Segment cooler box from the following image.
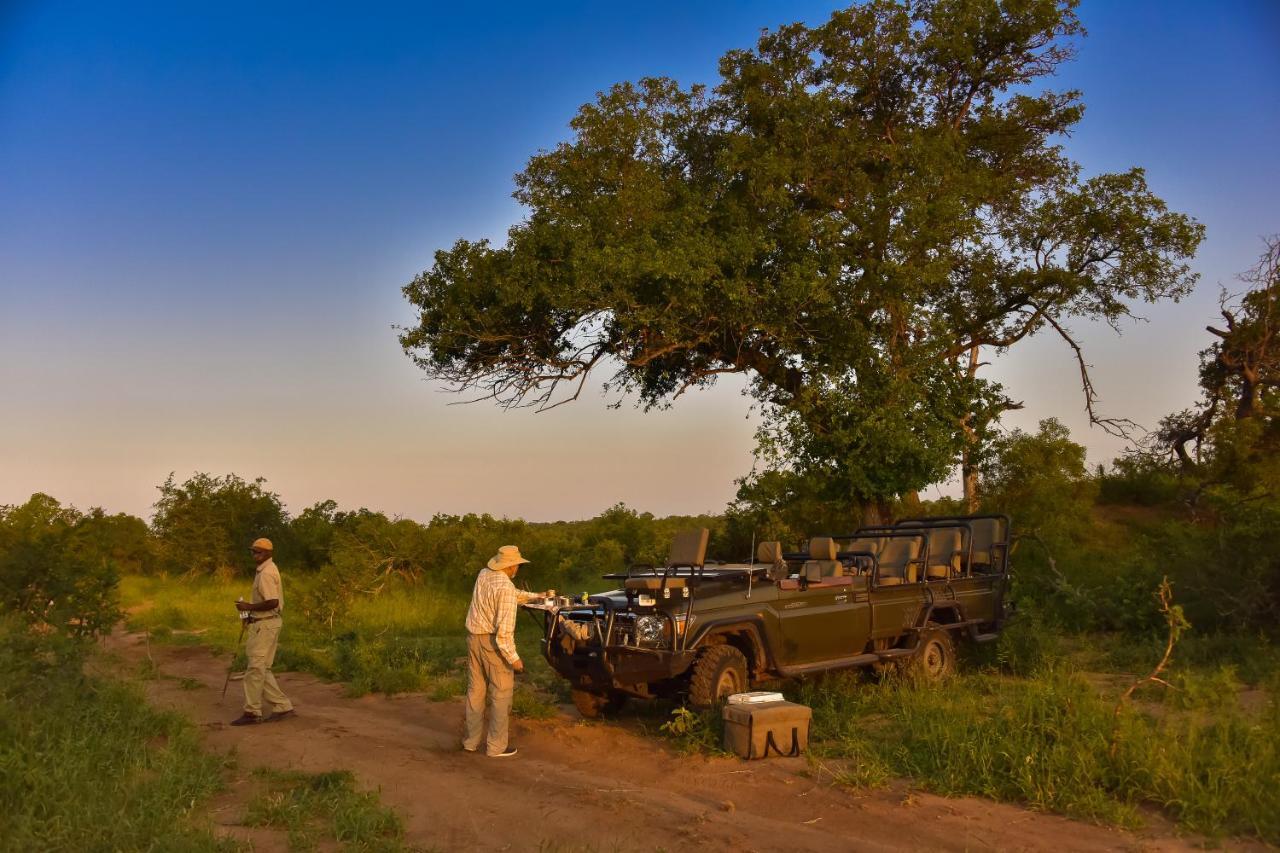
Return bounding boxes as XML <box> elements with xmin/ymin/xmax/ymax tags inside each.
<box><xmin>722</xmin><ymin>699</ymin><xmax>811</xmax><ymax>759</ymax></box>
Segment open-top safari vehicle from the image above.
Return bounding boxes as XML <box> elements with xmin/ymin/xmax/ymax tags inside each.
<box><xmin>524</xmin><ymin>515</ymin><xmax>1012</xmax><ymax>717</ymax></box>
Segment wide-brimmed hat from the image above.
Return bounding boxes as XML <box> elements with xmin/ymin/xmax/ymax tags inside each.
<box><xmin>487</xmin><ymin>545</ymin><xmax>530</xmax><ymax>571</ymax></box>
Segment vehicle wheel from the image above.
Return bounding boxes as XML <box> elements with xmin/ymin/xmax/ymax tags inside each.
<box><xmin>688</xmin><ymin>645</ymin><xmax>749</xmax><ymax>708</ymax></box>
<box><xmin>906</xmin><ymin>626</ymin><xmax>956</xmax><ymax>682</ymax></box>
<box><xmin>572</xmin><ymin>688</ymin><xmax>627</xmax><ymax>719</ymax></box>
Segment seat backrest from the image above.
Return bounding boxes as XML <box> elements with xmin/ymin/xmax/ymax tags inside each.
<box><xmin>668</xmin><ymin>528</ymin><xmax>709</xmax><ymax>567</ymax></box>
<box><xmin>803</xmin><ymin>536</ymin><xmax>842</xmax><ymax>581</ymax></box>
<box><xmin>878</xmin><ymin>536</ymin><xmax>921</xmax><ymax>584</ymax></box>
<box><xmin>757</xmin><ymin>540</ymin><xmax>789</xmax><ymax>581</ymax></box>
<box><xmin>967</xmin><ymin>519</ymin><xmax>997</xmax><ymax>568</ymax></box>
<box><xmin>756</xmin><ymin>540</ymin><xmax>783</xmax><ymax>564</ymax></box>
<box><xmin>837</xmin><ymin>536</ymin><xmax>882</xmax><ymax>575</ymax></box>
<box><xmin>925</xmin><ymin>527</ymin><xmax>963</xmax><ymax>579</ymax></box>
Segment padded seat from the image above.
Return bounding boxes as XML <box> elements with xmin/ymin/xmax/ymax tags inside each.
<box><xmin>756</xmin><ymin>540</ymin><xmax>790</xmax><ymax>581</ymax></box>
<box><xmin>802</xmin><ymin>537</ymin><xmax>842</xmax><ymax>582</ymax></box>
<box><xmin>668</xmin><ymin>528</ymin><xmax>709</xmax><ymax>567</ymax></box>
<box><xmin>877</xmin><ymin>536</ymin><xmax>921</xmax><ymax>585</ymax></box>
<box><xmin>968</xmin><ymin>518</ymin><xmax>1008</xmax><ymax>571</ymax></box>
<box><xmin>925</xmin><ymin>527</ymin><xmax>963</xmax><ymax>580</ymax></box>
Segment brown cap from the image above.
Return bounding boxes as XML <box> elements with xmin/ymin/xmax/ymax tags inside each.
<box><xmin>251</xmin><ymin>538</ymin><xmax>273</xmax><ymax>552</ymax></box>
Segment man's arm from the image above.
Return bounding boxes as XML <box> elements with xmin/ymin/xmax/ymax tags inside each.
<box><xmin>237</xmin><ymin>599</ymin><xmax>278</xmax><ymax>612</ymax></box>
<box><xmin>495</xmin><ymin>584</ymin><xmax>522</xmax><ymax>670</ymax></box>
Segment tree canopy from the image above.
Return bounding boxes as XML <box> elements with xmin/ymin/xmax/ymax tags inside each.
<box><xmin>401</xmin><ymin>0</ymin><xmax>1202</xmax><ymax>512</ymax></box>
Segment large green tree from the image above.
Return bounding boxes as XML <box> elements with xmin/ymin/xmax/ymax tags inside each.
<box><xmin>400</xmin><ymin>0</ymin><xmax>1202</xmax><ymax>519</ymax></box>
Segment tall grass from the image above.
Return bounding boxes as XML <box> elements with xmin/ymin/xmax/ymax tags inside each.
<box><xmin>795</xmin><ymin>665</ymin><xmax>1280</xmax><ymax>841</ymax></box>
<box><xmin>0</xmin><ymin>621</ymin><xmax>233</xmax><ymax>852</ymax></box>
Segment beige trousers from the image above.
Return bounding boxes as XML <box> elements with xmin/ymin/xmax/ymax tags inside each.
<box><xmin>462</xmin><ymin>633</ymin><xmax>514</xmax><ymax>755</ymax></box>
<box><xmin>243</xmin><ymin>618</ymin><xmax>293</xmax><ymax>716</ymax></box>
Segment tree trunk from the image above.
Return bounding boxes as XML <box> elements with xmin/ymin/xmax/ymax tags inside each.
<box><xmin>961</xmin><ymin>457</ymin><xmax>979</xmax><ymax>514</ymax></box>
<box><xmin>960</xmin><ymin>345</ymin><xmax>981</xmax><ymax>514</ymax></box>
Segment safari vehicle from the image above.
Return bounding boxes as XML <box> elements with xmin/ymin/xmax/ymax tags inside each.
<box><xmin>529</xmin><ymin>516</ymin><xmax>1012</xmax><ymax>717</ymax></box>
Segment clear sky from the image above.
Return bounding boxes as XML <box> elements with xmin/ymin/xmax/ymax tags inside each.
<box><xmin>1</xmin><ymin>1</ymin><xmax>1277</xmax><ymax>522</ymax></box>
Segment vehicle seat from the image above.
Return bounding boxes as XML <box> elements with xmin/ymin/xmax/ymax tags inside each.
<box><xmin>840</xmin><ymin>536</ymin><xmax>882</xmax><ymax>576</ymax></box>
<box><xmin>968</xmin><ymin>519</ymin><xmax>1005</xmax><ymax>573</ymax></box>
<box><xmin>877</xmin><ymin>536</ymin><xmax>921</xmax><ymax>585</ymax></box>
<box><xmin>803</xmin><ymin>537</ymin><xmax>842</xmax><ymax>582</ymax></box>
<box><xmin>925</xmin><ymin>527</ymin><xmax>963</xmax><ymax>580</ymax></box>
<box><xmin>757</xmin><ymin>540</ymin><xmax>788</xmax><ymax>581</ymax></box>
<box><xmin>668</xmin><ymin>528</ymin><xmax>709</xmax><ymax>568</ymax></box>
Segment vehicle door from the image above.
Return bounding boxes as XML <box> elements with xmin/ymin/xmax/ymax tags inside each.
<box><xmin>774</xmin><ymin>575</ymin><xmax>870</xmax><ymax>664</ymax></box>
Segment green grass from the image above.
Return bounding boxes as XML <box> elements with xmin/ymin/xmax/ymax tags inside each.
<box><xmin>785</xmin><ymin>661</ymin><xmax>1280</xmax><ymax>842</ymax></box>
<box><xmin>122</xmin><ymin>574</ymin><xmax>569</xmax><ymax>711</ymax></box>
<box><xmin>243</xmin><ymin>768</ymin><xmax>406</xmax><ymax>852</ymax></box>
<box><xmin>0</xmin><ymin>623</ymin><xmax>234</xmax><ymax>852</ymax></box>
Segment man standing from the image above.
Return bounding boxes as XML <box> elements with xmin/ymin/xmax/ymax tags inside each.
<box><xmin>230</xmin><ymin>538</ymin><xmax>295</xmax><ymax>726</ymax></box>
<box><xmin>462</xmin><ymin>545</ymin><xmax>544</xmax><ymax>757</ymax></box>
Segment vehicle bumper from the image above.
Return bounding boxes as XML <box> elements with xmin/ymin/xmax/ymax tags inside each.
<box><xmin>544</xmin><ymin>642</ymin><xmax>696</xmax><ymax>694</ymax></box>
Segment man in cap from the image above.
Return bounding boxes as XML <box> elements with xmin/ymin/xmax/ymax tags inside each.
<box><xmin>230</xmin><ymin>538</ymin><xmax>295</xmax><ymax>726</ymax></box>
<box><xmin>462</xmin><ymin>545</ymin><xmax>547</xmax><ymax>757</ymax></box>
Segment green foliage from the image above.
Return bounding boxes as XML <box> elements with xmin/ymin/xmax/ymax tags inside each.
<box><xmin>244</xmin><ymin>768</ymin><xmax>405</xmax><ymax>852</ymax></box>
<box><xmin>981</xmin><ymin>418</ymin><xmax>1097</xmax><ymax>540</ymax></box>
<box><xmin>1097</xmin><ymin>454</ymin><xmax>1182</xmax><ymax>506</ymax></box>
<box><xmin>796</xmin><ymin>666</ymin><xmax>1280</xmax><ymax>840</ymax></box>
<box><xmin>152</xmin><ymin>472</ymin><xmax>291</xmax><ymax>576</ymax></box>
<box><xmin>658</xmin><ymin>705</ymin><xmax>724</xmax><ymax>754</ymax></box>
<box><xmin>0</xmin><ymin>619</ymin><xmax>232</xmax><ymax>852</ymax></box>
<box><xmin>400</xmin><ymin>0</ymin><xmax>1201</xmax><ymax>509</ymax></box>
<box><xmin>0</xmin><ymin>494</ymin><xmax>123</xmax><ymax>639</ymax></box>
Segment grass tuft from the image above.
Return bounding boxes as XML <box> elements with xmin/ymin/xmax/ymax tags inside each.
<box><xmin>244</xmin><ymin>768</ymin><xmax>406</xmax><ymax>852</ymax></box>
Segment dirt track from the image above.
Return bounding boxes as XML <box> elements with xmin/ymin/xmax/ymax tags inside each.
<box><xmin>107</xmin><ymin>632</ymin><xmax>1248</xmax><ymax>852</ymax></box>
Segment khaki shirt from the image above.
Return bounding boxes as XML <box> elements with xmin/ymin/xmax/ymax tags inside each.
<box><xmin>252</xmin><ymin>558</ymin><xmax>284</xmax><ymax>618</ymax></box>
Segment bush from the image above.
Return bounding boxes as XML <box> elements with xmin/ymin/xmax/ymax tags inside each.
<box><xmin>0</xmin><ymin>494</ymin><xmax>122</xmax><ymax>639</ymax></box>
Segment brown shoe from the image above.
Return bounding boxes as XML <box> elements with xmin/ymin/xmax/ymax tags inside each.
<box><xmin>230</xmin><ymin>713</ymin><xmax>262</xmax><ymax>726</ymax></box>
<box><xmin>266</xmin><ymin>709</ymin><xmax>296</xmax><ymax>723</ymax></box>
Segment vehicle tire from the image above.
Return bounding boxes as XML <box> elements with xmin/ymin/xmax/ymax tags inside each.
<box><xmin>688</xmin><ymin>645</ymin><xmax>749</xmax><ymax>708</ymax></box>
<box><xmin>906</xmin><ymin>626</ymin><xmax>956</xmax><ymax>682</ymax></box>
<box><xmin>572</xmin><ymin>688</ymin><xmax>627</xmax><ymax>719</ymax></box>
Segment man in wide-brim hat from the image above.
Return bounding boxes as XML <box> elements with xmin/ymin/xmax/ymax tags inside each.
<box><xmin>462</xmin><ymin>545</ymin><xmax>547</xmax><ymax>757</ymax></box>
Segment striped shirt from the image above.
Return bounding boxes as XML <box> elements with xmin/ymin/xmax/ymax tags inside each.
<box><xmin>464</xmin><ymin>567</ymin><xmax>532</xmax><ymax>666</ymax></box>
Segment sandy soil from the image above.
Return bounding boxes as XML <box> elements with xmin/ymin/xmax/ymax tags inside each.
<box><xmin>105</xmin><ymin>632</ymin><xmax>1258</xmax><ymax>853</ymax></box>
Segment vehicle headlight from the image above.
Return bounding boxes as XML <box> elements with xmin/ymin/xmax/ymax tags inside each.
<box><xmin>634</xmin><ymin>614</ymin><xmax>666</xmax><ymax>646</ymax></box>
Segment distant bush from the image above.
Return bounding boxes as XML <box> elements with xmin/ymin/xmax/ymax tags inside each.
<box><xmin>0</xmin><ymin>494</ymin><xmax>122</xmax><ymax>639</ymax></box>
<box><xmin>1097</xmin><ymin>454</ymin><xmax>1183</xmax><ymax>506</ymax></box>
<box><xmin>151</xmin><ymin>472</ymin><xmax>291</xmax><ymax>576</ymax></box>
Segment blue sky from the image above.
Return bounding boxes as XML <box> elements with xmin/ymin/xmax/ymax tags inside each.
<box><xmin>1</xmin><ymin>1</ymin><xmax>1277</xmax><ymax>521</ymax></box>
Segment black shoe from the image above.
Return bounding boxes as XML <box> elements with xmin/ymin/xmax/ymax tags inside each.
<box><xmin>489</xmin><ymin>746</ymin><xmax>518</xmax><ymax>758</ymax></box>
<box><xmin>230</xmin><ymin>713</ymin><xmax>262</xmax><ymax>726</ymax></box>
<box><xmin>266</xmin><ymin>709</ymin><xmax>296</xmax><ymax>723</ymax></box>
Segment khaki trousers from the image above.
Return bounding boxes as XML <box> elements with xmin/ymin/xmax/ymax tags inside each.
<box><xmin>243</xmin><ymin>618</ymin><xmax>293</xmax><ymax>716</ymax></box>
<box><xmin>462</xmin><ymin>633</ymin><xmax>514</xmax><ymax>755</ymax></box>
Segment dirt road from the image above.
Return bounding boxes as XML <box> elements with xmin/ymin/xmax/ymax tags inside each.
<box><xmin>107</xmin><ymin>632</ymin><xmax>1240</xmax><ymax>852</ymax></box>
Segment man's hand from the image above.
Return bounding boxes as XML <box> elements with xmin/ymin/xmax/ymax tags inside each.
<box><xmin>235</xmin><ymin>600</ymin><xmax>252</xmax><ymax>612</ymax></box>
<box><xmin>512</xmin><ymin>659</ymin><xmax>525</xmax><ymax>673</ymax></box>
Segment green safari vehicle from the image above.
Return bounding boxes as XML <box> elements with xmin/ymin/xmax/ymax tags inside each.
<box><xmin>529</xmin><ymin>515</ymin><xmax>1012</xmax><ymax>717</ymax></box>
